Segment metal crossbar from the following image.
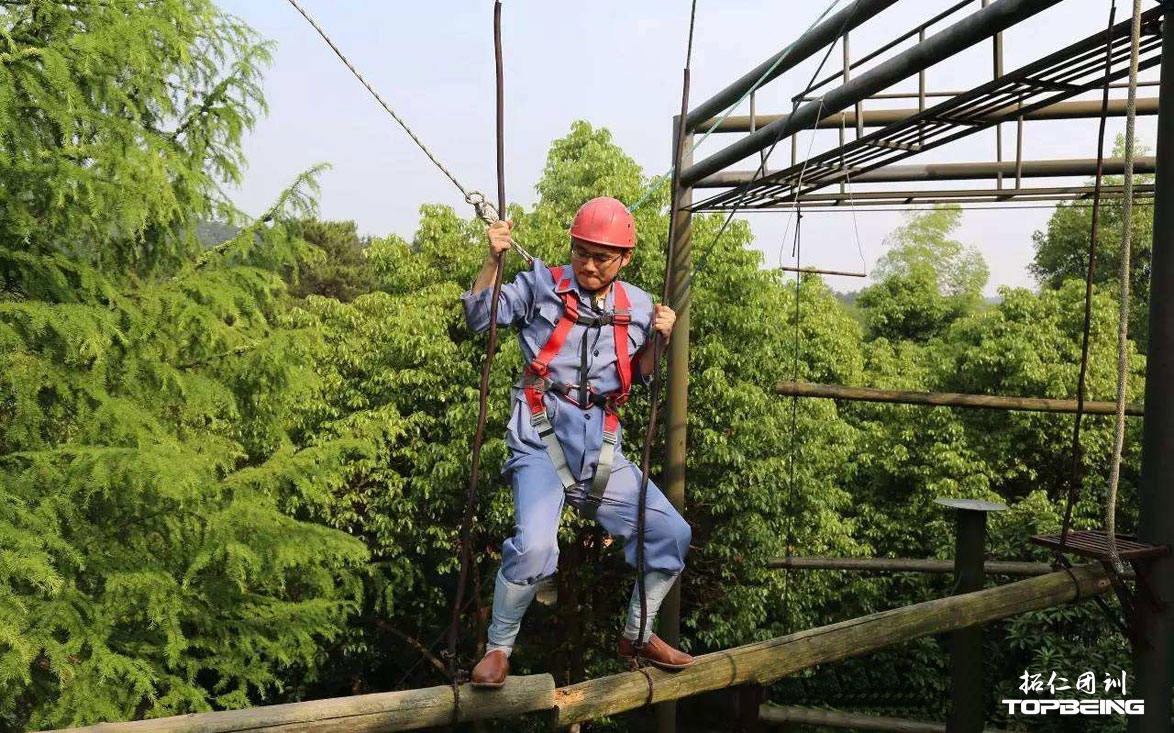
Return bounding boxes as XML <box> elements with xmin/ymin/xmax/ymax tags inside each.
<box><xmin>692</xmin><ymin>6</ymin><xmax>1164</xmax><ymax>211</ymax></box>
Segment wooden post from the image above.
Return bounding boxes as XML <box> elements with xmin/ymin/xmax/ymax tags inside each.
<box><xmin>735</xmin><ymin>684</ymin><xmax>765</xmax><ymax>732</ymax></box>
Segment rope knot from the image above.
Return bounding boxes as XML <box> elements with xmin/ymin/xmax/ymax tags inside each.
<box><xmin>466</xmin><ymin>191</ymin><xmax>500</xmax><ymax>225</ymax></box>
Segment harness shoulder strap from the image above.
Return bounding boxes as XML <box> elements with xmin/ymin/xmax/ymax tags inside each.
<box><xmin>529</xmin><ymin>267</ymin><xmax>578</xmax><ymax>376</ymax></box>
<box><xmin>611</xmin><ymin>281</ymin><xmax>632</xmax><ymax>402</ymax></box>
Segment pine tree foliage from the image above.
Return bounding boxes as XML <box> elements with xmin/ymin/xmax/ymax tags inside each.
<box><xmin>0</xmin><ymin>0</ymin><xmax>270</xmax><ymax>276</ymax></box>
<box><xmin>0</xmin><ymin>0</ymin><xmax>367</xmax><ymax>720</ymax></box>
<box><xmin>0</xmin><ymin>168</ymin><xmax>368</xmax><ymax>727</ymax></box>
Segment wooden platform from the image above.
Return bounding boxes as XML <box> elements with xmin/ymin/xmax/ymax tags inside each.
<box><xmin>1031</xmin><ymin>530</ymin><xmax>1169</xmax><ymax>562</ymax></box>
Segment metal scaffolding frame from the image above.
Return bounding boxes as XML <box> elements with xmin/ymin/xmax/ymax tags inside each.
<box><xmin>690</xmin><ymin>6</ymin><xmax>1164</xmax><ymax>211</ymax></box>
<box><xmin>662</xmin><ymin>2</ymin><xmax>1174</xmax><ymax>731</ymax></box>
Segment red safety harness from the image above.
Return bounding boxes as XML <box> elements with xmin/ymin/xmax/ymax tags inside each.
<box><xmin>522</xmin><ymin>266</ymin><xmax>632</xmax><ymax>518</ymax></box>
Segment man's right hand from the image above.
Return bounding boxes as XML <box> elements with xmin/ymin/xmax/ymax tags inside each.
<box><xmin>487</xmin><ymin>220</ymin><xmax>514</xmax><ymax>259</ymax></box>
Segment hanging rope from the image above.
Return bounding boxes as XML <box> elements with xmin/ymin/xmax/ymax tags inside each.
<box><xmin>632</xmin><ymin>0</ymin><xmax>699</xmax><ymax>653</ymax></box>
<box><xmin>448</xmin><ymin>2</ymin><xmax>507</xmax><ymax>714</ymax></box>
<box><xmin>1104</xmin><ymin>0</ymin><xmax>1144</xmax><ymax>575</ymax></box>
<box><xmin>840</xmin><ymin>112</ymin><xmax>868</xmax><ymax>274</ymax></box>
<box><xmin>283</xmin><ymin>0</ymin><xmax>535</xmax><ymax>265</ymax></box>
<box><xmin>781</xmin><ymin>206</ymin><xmax>804</xmax><ymax>630</ymax></box>
<box><xmin>1058</xmin><ymin>0</ymin><xmax>1116</xmax><ymax>555</ymax></box>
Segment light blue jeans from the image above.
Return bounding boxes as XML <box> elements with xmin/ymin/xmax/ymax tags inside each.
<box><xmin>487</xmin><ymin>569</ymin><xmax>680</xmax><ymax>652</ymax></box>
<box><xmin>487</xmin><ymin>457</ymin><xmax>691</xmax><ymax>652</ymax></box>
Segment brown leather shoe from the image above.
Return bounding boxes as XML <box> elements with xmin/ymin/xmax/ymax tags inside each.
<box><xmin>618</xmin><ymin>633</ymin><xmax>694</xmax><ymax>671</ymax></box>
<box><xmin>471</xmin><ymin>649</ymin><xmax>509</xmax><ymax>688</ymax></box>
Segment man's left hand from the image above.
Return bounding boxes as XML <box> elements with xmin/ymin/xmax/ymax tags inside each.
<box><xmin>653</xmin><ymin>304</ymin><xmax>676</xmax><ymax>343</ymax></box>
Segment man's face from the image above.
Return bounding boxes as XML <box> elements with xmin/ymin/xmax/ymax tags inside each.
<box><xmin>569</xmin><ymin>238</ymin><xmax>631</xmax><ymax>292</ymax></box>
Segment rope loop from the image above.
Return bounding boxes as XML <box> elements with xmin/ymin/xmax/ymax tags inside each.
<box><xmin>466</xmin><ymin>191</ymin><xmax>500</xmax><ymax>225</ymax></box>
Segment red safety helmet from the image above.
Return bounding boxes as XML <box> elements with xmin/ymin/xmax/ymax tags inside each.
<box><xmin>568</xmin><ymin>197</ymin><xmax>636</xmax><ymax>249</ymax></box>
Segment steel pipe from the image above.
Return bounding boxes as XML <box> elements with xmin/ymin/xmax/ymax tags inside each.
<box><xmin>690</xmin><ymin>184</ymin><xmax>1154</xmax><ymax>210</ymax></box>
<box><xmin>684</xmin><ymin>0</ymin><xmax>900</xmax><ymax>132</ymax></box>
<box><xmin>700</xmin><ymin>96</ymin><xmax>1160</xmax><ymax>133</ymax></box>
<box><xmin>1136</xmin><ymin>3</ymin><xmax>1174</xmax><ymax>728</ymax></box>
<box><xmin>775</xmin><ymin>380</ymin><xmax>1145</xmax><ymax>415</ymax></box>
<box><xmin>767</xmin><ymin>556</ymin><xmax>1053</xmax><ymax>576</ymax></box>
<box><xmin>760</xmin><ymin>706</ymin><xmax>1015</xmax><ymax>732</ymax></box>
<box><xmin>696</xmin><ymin>156</ymin><xmax>1156</xmax><ymax>187</ymax></box>
<box><xmin>680</xmin><ymin>0</ymin><xmax>1067</xmax><ymax>188</ymax></box>
<box><xmin>778</xmin><ymin>266</ymin><xmax>867</xmax><ymax>277</ymax></box>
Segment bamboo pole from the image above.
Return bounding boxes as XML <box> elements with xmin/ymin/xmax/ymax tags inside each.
<box><xmin>553</xmin><ymin>565</ymin><xmax>1111</xmax><ymax>725</ymax></box>
<box><xmin>58</xmin><ymin>675</ymin><xmax>557</xmax><ymax>733</ymax></box>
<box><xmin>759</xmin><ymin>705</ymin><xmax>1015</xmax><ymax>732</ymax></box>
<box><xmin>768</xmin><ymin>556</ymin><xmax>1052</xmax><ymax>576</ymax></box>
<box><xmin>777</xmin><ymin>381</ymin><xmax>1144</xmax><ymax>416</ymax></box>
<box><xmin>56</xmin><ymin>568</ymin><xmax>1112</xmax><ymax>732</ymax></box>
<box><xmin>778</xmin><ymin>266</ymin><xmax>867</xmax><ymax>278</ymax></box>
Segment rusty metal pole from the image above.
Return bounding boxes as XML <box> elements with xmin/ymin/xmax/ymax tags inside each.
<box><xmin>937</xmin><ymin>499</ymin><xmax>1007</xmax><ymax>733</ymax></box>
<box><xmin>1134</xmin><ymin>8</ymin><xmax>1174</xmax><ymax>731</ymax></box>
<box><xmin>657</xmin><ymin>119</ymin><xmax>693</xmax><ymax>733</ymax></box>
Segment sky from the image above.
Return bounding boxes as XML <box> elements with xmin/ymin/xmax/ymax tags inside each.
<box><xmin>214</xmin><ymin>0</ymin><xmax>1161</xmax><ymax>296</ymax></box>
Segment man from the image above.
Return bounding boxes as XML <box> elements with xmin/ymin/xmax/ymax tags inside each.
<box><xmin>461</xmin><ymin>196</ymin><xmax>693</xmax><ymax>688</ymax></box>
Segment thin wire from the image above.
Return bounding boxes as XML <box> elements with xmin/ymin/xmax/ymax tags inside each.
<box><xmin>284</xmin><ymin>0</ymin><xmax>470</xmax><ymax>199</ymax></box>
<box><xmin>777</xmin><ymin>97</ymin><xmax>827</xmax><ymax>269</ymax></box>
<box><xmin>633</xmin><ymin>0</ymin><xmax>699</xmax><ymax>656</ymax></box>
<box><xmin>841</xmin><ymin>113</ymin><xmax>868</xmax><ymax>273</ymax></box>
<box><xmin>283</xmin><ymin>0</ymin><xmax>537</xmax><ymax>265</ymax></box>
<box><xmin>781</xmin><ymin>208</ymin><xmax>803</xmax><ymax>632</ymax></box>
<box><xmin>627</xmin><ymin>0</ymin><xmax>847</xmax><ymax>214</ymax></box>
<box><xmin>685</xmin><ymin>4</ymin><xmax>854</xmax><ymax>305</ymax></box>
<box><xmin>1105</xmin><ymin>0</ymin><xmax>1143</xmax><ymax>575</ymax></box>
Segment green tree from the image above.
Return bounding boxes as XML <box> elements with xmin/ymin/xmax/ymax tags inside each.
<box><xmin>286</xmin><ymin>220</ymin><xmax>376</xmax><ymax>302</ymax></box>
<box><xmin>857</xmin><ymin>205</ymin><xmax>989</xmax><ymax>341</ymax></box>
<box><xmin>0</xmin><ymin>0</ymin><xmax>374</xmax><ymax>725</ymax></box>
<box><xmin>0</xmin><ymin>0</ymin><xmax>269</xmax><ymax>277</ymax></box>
<box><xmin>0</xmin><ymin>177</ymin><xmax>369</xmax><ymax>728</ymax></box>
<box><xmin>1030</xmin><ymin>136</ymin><xmax>1154</xmax><ymax>345</ymax></box>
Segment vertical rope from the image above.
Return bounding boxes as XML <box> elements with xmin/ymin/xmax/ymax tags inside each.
<box><xmin>1105</xmin><ymin>0</ymin><xmax>1143</xmax><ymax>574</ymax></box>
<box><xmin>1059</xmin><ymin>0</ymin><xmax>1116</xmax><ymax>554</ymax></box>
<box><xmin>448</xmin><ymin>2</ymin><xmax>508</xmax><ymax>710</ymax></box>
<box><xmin>634</xmin><ymin>0</ymin><xmax>699</xmax><ymax>653</ymax></box>
<box><xmin>781</xmin><ymin>208</ymin><xmax>803</xmax><ymax>631</ymax></box>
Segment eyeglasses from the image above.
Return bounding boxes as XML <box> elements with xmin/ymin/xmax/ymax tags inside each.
<box><xmin>570</xmin><ymin>244</ymin><xmax>624</xmax><ymax>267</ymax></box>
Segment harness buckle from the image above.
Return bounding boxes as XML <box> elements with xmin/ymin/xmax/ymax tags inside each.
<box><xmin>612</xmin><ymin>308</ymin><xmax>631</xmax><ymax>326</ymax></box>
<box><xmin>604</xmin><ymin>393</ymin><xmax>628</xmax><ymax>413</ymax></box>
<box><xmin>521</xmin><ymin>371</ymin><xmax>553</xmax><ymax>392</ymax></box>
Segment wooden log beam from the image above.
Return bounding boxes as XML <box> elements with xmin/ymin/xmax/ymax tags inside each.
<box><xmin>768</xmin><ymin>556</ymin><xmax>1052</xmax><ymax>576</ymax></box>
<box><xmin>759</xmin><ymin>705</ymin><xmax>1015</xmax><ymax>732</ymax></box>
<box><xmin>57</xmin><ymin>675</ymin><xmax>557</xmax><ymax>733</ymax></box>
<box><xmin>776</xmin><ymin>381</ymin><xmax>1144</xmax><ymax>417</ymax></box>
<box><xmin>554</xmin><ymin>565</ymin><xmax>1111</xmax><ymax>725</ymax></box>
<box><xmin>54</xmin><ymin>568</ymin><xmax>1113</xmax><ymax>732</ymax></box>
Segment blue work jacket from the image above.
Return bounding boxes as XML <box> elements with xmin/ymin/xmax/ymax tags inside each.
<box><xmin>462</xmin><ymin>258</ymin><xmax>655</xmax><ymax>481</ymax></box>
